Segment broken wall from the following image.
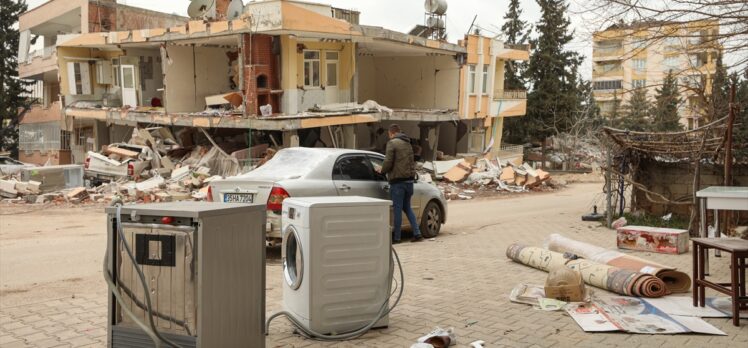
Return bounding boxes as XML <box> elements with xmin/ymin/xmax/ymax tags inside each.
<box><xmin>116</xmin><ymin>48</ymin><xmax>163</xmax><ymax>106</ymax></box>
<box><xmin>633</xmin><ymin>159</ymin><xmax>748</xmax><ymax>217</ymax></box>
<box><xmin>164</xmin><ymin>45</ymin><xmax>234</xmax><ymax>113</ymax></box>
<box><xmin>280</xmin><ymin>35</ymin><xmax>355</xmax><ymax>114</ymax></box>
<box><xmin>87</xmin><ymin>0</ymin><xmax>187</xmax><ymax>32</ymax></box>
<box><xmin>356</xmin><ymin>55</ymin><xmax>459</xmax><ymax>110</ymax></box>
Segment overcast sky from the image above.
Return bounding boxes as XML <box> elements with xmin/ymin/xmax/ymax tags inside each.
<box><xmin>26</xmin><ymin>0</ymin><xmax>597</xmax><ymax>75</ymax></box>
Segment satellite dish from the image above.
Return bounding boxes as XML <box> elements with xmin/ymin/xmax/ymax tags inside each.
<box><xmin>188</xmin><ymin>0</ymin><xmax>216</xmax><ymax>19</ymax></box>
<box><xmin>226</xmin><ymin>0</ymin><xmax>245</xmax><ymax>20</ymax></box>
<box><xmin>424</xmin><ymin>0</ymin><xmax>448</xmax><ymax>15</ymax></box>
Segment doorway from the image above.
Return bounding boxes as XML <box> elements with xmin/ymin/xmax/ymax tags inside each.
<box><xmin>120</xmin><ymin>65</ymin><xmax>138</xmax><ymax>107</ymax></box>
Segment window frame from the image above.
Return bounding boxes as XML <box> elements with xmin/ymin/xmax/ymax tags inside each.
<box><xmin>632</xmin><ymin>79</ymin><xmax>647</xmax><ymax>89</ymax></box>
<box><xmin>481</xmin><ymin>65</ymin><xmax>489</xmax><ymax>94</ymax></box>
<box><xmin>331</xmin><ymin>154</ymin><xmax>377</xmax><ymax>181</ymax></box>
<box><xmin>303</xmin><ymin>50</ymin><xmax>321</xmax><ymax>88</ymax></box>
<box><xmin>467</xmin><ymin>65</ymin><xmax>476</xmax><ymax>95</ymax></box>
<box><xmin>325</xmin><ymin>51</ymin><xmax>339</xmax><ymax>87</ymax></box>
<box><xmin>632</xmin><ymin>58</ymin><xmax>646</xmax><ymax>72</ymax></box>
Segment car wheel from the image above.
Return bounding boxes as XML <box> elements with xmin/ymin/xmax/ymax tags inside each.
<box><xmin>419</xmin><ymin>201</ymin><xmax>442</xmax><ymax>238</ymax></box>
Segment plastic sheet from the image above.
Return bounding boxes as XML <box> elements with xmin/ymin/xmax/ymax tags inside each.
<box><xmin>545</xmin><ymin>234</ymin><xmax>691</xmax><ymax>293</ymax></box>
<box><xmin>506</xmin><ymin>244</ymin><xmax>669</xmax><ymax>298</ymax></box>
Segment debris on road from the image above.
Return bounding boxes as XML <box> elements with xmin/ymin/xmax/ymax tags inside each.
<box><xmin>419</xmin><ymin>155</ymin><xmax>557</xmax><ymax>200</ymax></box>
<box><xmin>414</xmin><ymin>327</ymin><xmax>456</xmax><ymax>348</ymax></box>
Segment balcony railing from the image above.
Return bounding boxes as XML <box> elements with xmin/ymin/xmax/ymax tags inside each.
<box><xmin>494</xmin><ymin>90</ymin><xmax>527</xmax><ymax>100</ymax></box>
<box><xmin>24</xmin><ymin>46</ymin><xmax>56</xmax><ymax>64</ymax></box>
<box><xmin>505</xmin><ymin>44</ymin><xmax>531</xmax><ymax>51</ymax></box>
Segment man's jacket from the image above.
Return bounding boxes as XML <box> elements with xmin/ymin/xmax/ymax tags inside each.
<box><xmin>381</xmin><ymin>133</ymin><xmax>416</xmax><ymax>183</ymax></box>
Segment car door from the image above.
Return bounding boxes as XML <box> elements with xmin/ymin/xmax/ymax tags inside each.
<box><xmin>332</xmin><ymin>154</ymin><xmax>387</xmax><ymax>199</ymax></box>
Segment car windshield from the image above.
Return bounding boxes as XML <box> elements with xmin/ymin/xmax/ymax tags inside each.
<box><xmin>241</xmin><ymin>149</ymin><xmax>329</xmax><ymax>179</ymax></box>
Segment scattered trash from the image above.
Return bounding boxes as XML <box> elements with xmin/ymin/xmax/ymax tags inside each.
<box><xmin>538</xmin><ymin>298</ymin><xmax>567</xmax><ymax>311</ymax></box>
<box><xmin>611</xmin><ymin>216</ymin><xmax>627</xmax><ymax>229</ymax></box>
<box><xmin>509</xmin><ymin>283</ymin><xmax>546</xmax><ymax>306</ymax></box>
<box><xmin>661</xmin><ymin>212</ymin><xmax>672</xmax><ymax>221</ymax></box>
<box><xmin>464</xmin><ymin>320</ymin><xmax>478</xmax><ymax>327</ymax></box>
<box><xmin>469</xmin><ymin>340</ymin><xmax>486</xmax><ymax>348</ymax></box>
<box><xmin>416</xmin><ymin>327</ymin><xmax>456</xmax><ymax>348</ymax></box>
<box><xmin>566</xmin><ymin>296</ymin><xmax>726</xmax><ymax>335</ymax></box>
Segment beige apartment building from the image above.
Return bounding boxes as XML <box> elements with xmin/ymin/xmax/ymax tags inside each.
<box><xmin>592</xmin><ymin>20</ymin><xmax>722</xmax><ymax>130</ymax></box>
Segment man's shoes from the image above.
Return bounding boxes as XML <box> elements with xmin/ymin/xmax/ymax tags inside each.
<box><xmin>412</xmin><ymin>236</ymin><xmax>424</xmax><ymax>243</ymax></box>
<box><xmin>392</xmin><ymin>240</ymin><xmax>402</xmax><ymax>244</ymax></box>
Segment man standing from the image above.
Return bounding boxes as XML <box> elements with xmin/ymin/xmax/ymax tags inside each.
<box><xmin>379</xmin><ymin>124</ymin><xmax>424</xmax><ymax>243</ymax></box>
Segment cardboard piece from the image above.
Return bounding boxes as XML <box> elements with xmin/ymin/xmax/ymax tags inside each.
<box><xmin>617</xmin><ymin>225</ymin><xmax>690</xmax><ymax>254</ymax></box>
<box><xmin>444</xmin><ymin>161</ymin><xmax>473</xmax><ymax>182</ymax></box>
<box><xmin>566</xmin><ymin>296</ymin><xmax>725</xmax><ymax>335</ymax></box>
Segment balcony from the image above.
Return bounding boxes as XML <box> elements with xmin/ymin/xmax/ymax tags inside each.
<box><xmin>490</xmin><ymin>90</ymin><xmax>527</xmax><ymax>117</ymax></box>
<box><xmin>494</xmin><ymin>90</ymin><xmax>527</xmax><ymax>100</ymax></box>
<box><xmin>593</xmin><ymin>44</ymin><xmax>623</xmax><ymax>60</ymax></box>
<box><xmin>19</xmin><ymin>46</ymin><xmax>58</xmax><ymax>79</ymax></box>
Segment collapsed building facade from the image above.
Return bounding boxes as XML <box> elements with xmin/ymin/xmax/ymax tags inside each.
<box><xmin>17</xmin><ymin>0</ymin><xmax>530</xmax><ymax>170</ymax></box>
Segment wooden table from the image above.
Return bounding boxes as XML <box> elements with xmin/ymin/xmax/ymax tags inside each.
<box><xmin>695</xmin><ymin>186</ymin><xmax>748</xmax><ymax>274</ymax></box>
<box><xmin>692</xmin><ymin>237</ymin><xmax>748</xmax><ymax>326</ymax></box>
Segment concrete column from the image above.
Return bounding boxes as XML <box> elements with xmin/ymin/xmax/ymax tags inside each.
<box><xmin>283</xmin><ymin>130</ymin><xmax>299</xmax><ymax>147</ymax></box>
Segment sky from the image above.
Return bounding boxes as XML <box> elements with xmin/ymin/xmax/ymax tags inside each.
<box><xmin>25</xmin><ymin>0</ymin><xmax>598</xmax><ymax>75</ymax></box>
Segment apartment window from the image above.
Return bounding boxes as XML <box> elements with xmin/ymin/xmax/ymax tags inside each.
<box><xmin>663</xmin><ymin>37</ymin><xmax>681</xmax><ymax>48</ymax></box>
<box><xmin>630</xmin><ymin>39</ymin><xmax>647</xmax><ymax>50</ymax></box>
<box><xmin>688</xmin><ymin>54</ymin><xmax>704</xmax><ymax>68</ymax></box>
<box><xmin>325</xmin><ymin>51</ymin><xmax>338</xmax><ymax>87</ymax></box>
<box><xmin>632</xmin><ymin>79</ymin><xmax>647</xmax><ymax>88</ymax></box>
<box><xmin>303</xmin><ymin>50</ymin><xmax>320</xmax><ymax>87</ymax></box>
<box><xmin>468</xmin><ymin>65</ymin><xmax>476</xmax><ymax>94</ymax></box>
<box><xmin>632</xmin><ymin>59</ymin><xmax>646</xmax><ymax>72</ymax></box>
<box><xmin>481</xmin><ymin>65</ymin><xmax>489</xmax><ymax>94</ymax></box>
<box><xmin>66</xmin><ymin>62</ymin><xmax>91</xmax><ymax>95</ymax></box>
<box><xmin>593</xmin><ymin>80</ymin><xmax>623</xmax><ymax>90</ymax></box>
<box><xmin>663</xmin><ymin>56</ymin><xmax>679</xmax><ymax>72</ymax></box>
<box><xmin>597</xmin><ymin>62</ymin><xmax>621</xmax><ymax>73</ymax></box>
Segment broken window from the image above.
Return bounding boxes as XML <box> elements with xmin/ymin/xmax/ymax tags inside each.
<box><xmin>468</xmin><ymin>65</ymin><xmax>476</xmax><ymax>94</ymax></box>
<box><xmin>303</xmin><ymin>50</ymin><xmax>320</xmax><ymax>87</ymax></box>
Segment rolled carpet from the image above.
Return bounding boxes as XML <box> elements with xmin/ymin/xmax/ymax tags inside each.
<box><xmin>506</xmin><ymin>243</ymin><xmax>669</xmax><ymax>298</ymax></box>
<box><xmin>545</xmin><ymin>233</ymin><xmax>691</xmax><ymax>293</ymax></box>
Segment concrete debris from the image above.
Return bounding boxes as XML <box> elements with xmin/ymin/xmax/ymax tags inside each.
<box><xmin>420</xmin><ymin>156</ymin><xmax>556</xmax><ymax>199</ymax></box>
<box><xmin>1</xmin><ymin>126</ymin><xmax>278</xmax><ymax>205</ymax></box>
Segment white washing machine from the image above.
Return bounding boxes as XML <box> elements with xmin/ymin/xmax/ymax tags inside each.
<box><xmin>281</xmin><ymin>196</ymin><xmax>392</xmax><ymax>335</ymax></box>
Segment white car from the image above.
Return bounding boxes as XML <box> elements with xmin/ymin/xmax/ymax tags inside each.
<box><xmin>209</xmin><ymin>147</ymin><xmax>448</xmax><ymax>241</ymax></box>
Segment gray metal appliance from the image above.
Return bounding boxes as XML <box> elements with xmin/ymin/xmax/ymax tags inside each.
<box><xmin>105</xmin><ymin>202</ymin><xmax>266</xmax><ymax>347</ymax></box>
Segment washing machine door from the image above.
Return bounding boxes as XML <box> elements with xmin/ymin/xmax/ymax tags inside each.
<box><xmin>282</xmin><ymin>225</ymin><xmax>303</xmax><ymax>290</ymax></box>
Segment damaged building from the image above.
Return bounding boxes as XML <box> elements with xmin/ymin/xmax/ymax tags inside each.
<box><xmin>17</xmin><ymin>0</ymin><xmax>530</xmax><ymax>172</ymax></box>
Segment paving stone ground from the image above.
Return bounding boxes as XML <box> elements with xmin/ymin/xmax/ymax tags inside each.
<box><xmin>1</xmin><ymin>182</ymin><xmax>746</xmax><ymax>347</ymax></box>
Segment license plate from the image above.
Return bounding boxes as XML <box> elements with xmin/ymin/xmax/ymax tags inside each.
<box><xmin>223</xmin><ymin>193</ymin><xmax>254</xmax><ymax>203</ymax></box>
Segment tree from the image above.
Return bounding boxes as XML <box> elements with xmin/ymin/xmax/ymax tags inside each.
<box><xmin>709</xmin><ymin>53</ymin><xmax>730</xmax><ymax>122</ymax></box>
<box><xmin>608</xmin><ymin>91</ymin><xmax>623</xmax><ymax>127</ymax></box>
<box><xmin>651</xmin><ymin>71</ymin><xmax>683</xmax><ymax>132</ymax></box>
<box><xmin>732</xmin><ymin>72</ymin><xmax>748</xmax><ymax>161</ymax></box>
<box><xmin>0</xmin><ymin>0</ymin><xmax>33</xmax><ymax>158</ymax></box>
<box><xmin>521</xmin><ymin>0</ymin><xmax>583</xmax><ymax>144</ymax></box>
<box><xmin>620</xmin><ymin>87</ymin><xmax>650</xmax><ymax>131</ymax></box>
<box><xmin>501</xmin><ymin>0</ymin><xmax>529</xmax><ymax>90</ymax></box>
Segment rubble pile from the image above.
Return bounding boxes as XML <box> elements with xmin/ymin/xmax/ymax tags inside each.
<box><xmin>1</xmin><ymin>127</ymin><xmax>275</xmax><ymax>205</ymax></box>
<box><xmin>420</xmin><ymin>155</ymin><xmax>555</xmax><ymax>200</ymax></box>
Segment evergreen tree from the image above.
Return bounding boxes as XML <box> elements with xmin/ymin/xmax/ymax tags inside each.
<box><xmin>1</xmin><ymin>0</ymin><xmax>33</xmax><ymax>158</ymax></box>
<box><xmin>620</xmin><ymin>87</ymin><xmax>650</xmax><ymax>131</ymax></box>
<box><xmin>520</xmin><ymin>0</ymin><xmax>583</xmax><ymax>144</ymax></box>
<box><xmin>710</xmin><ymin>54</ymin><xmax>729</xmax><ymax>122</ymax></box>
<box><xmin>651</xmin><ymin>71</ymin><xmax>683</xmax><ymax>132</ymax></box>
<box><xmin>732</xmin><ymin>72</ymin><xmax>748</xmax><ymax>161</ymax></box>
<box><xmin>501</xmin><ymin>0</ymin><xmax>529</xmax><ymax>90</ymax></box>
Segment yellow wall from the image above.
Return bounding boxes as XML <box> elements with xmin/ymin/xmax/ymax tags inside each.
<box><xmin>280</xmin><ymin>35</ymin><xmax>355</xmax><ymax>91</ymax></box>
<box><xmin>58</xmin><ymin>47</ymin><xmax>123</xmax><ymax>95</ymax></box>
